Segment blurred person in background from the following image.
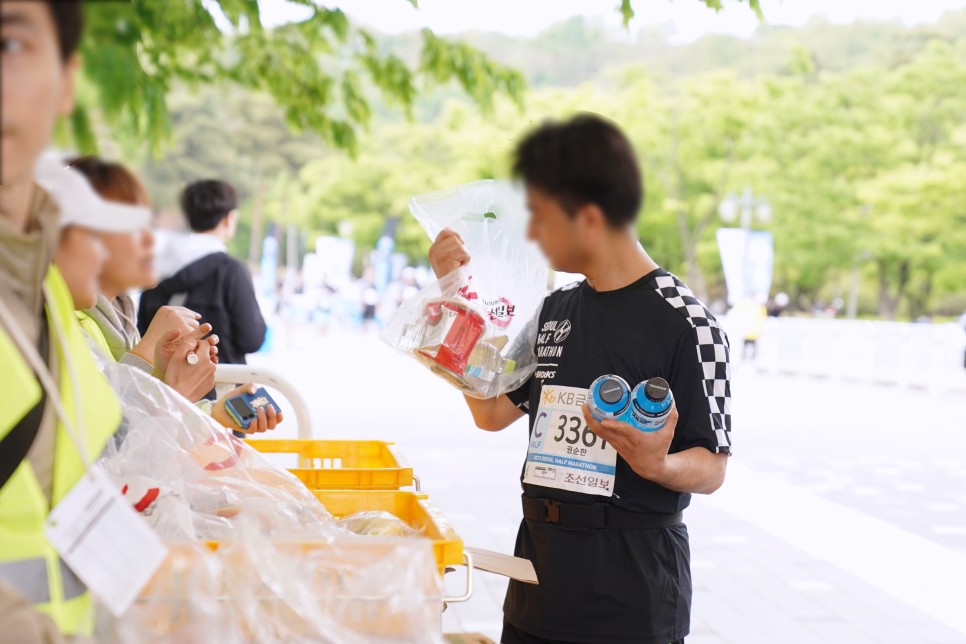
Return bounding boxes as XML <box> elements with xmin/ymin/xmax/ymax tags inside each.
<box><xmin>732</xmin><ymin>297</ymin><xmax>767</xmax><ymax>361</ymax></box>
<box><xmin>50</xmin><ymin>169</ymin><xmax>219</xmax><ymax>403</ymax></box>
<box><xmin>362</xmin><ymin>287</ymin><xmax>379</xmax><ymax>326</ymax></box>
<box><xmin>360</xmin><ymin>277</ymin><xmax>380</xmax><ymax>332</ymax></box>
<box><xmin>66</xmin><ymin>156</ymin><xmax>218</xmax><ymax>402</ymax></box>
<box><xmin>313</xmin><ymin>277</ymin><xmax>337</xmax><ymax>334</ymax></box>
<box><xmin>830</xmin><ymin>297</ymin><xmax>844</xmax><ymax>318</ymax></box>
<box><xmin>767</xmin><ymin>291</ymin><xmax>790</xmax><ymax>317</ymax></box>
<box><xmin>960</xmin><ymin>309</ymin><xmax>966</xmax><ymax>370</ymax></box>
<box><xmin>139</xmin><ymin>180</ymin><xmax>266</xmax><ymax>371</ymax></box>
<box><xmin>394</xmin><ymin>266</ymin><xmax>420</xmax><ymax>306</ymax></box>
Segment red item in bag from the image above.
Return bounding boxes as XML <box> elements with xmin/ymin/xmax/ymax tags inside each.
<box><xmin>421</xmin><ymin>302</ymin><xmax>486</xmax><ymax>374</ymax></box>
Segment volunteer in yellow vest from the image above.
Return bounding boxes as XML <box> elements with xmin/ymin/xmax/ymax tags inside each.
<box><xmin>0</xmin><ymin>265</ymin><xmax>122</xmax><ymax>640</ymax></box>
<box><xmin>64</xmin><ymin>156</ymin><xmax>223</xmax><ymax>401</ymax></box>
<box><xmin>2</xmin><ymin>153</ymin><xmax>195</xmax><ymax>639</ymax></box>
<box><xmin>0</xmin><ymin>2</ymin><xmax>136</xmax><ymax>640</ymax></box>
<box><xmin>0</xmin><ymin>166</ymin><xmax>162</xmax><ymax>639</ymax></box>
<box><xmin>0</xmin><ymin>6</ymin><xmax>279</xmax><ymax>640</ymax></box>
<box><xmin>48</xmin><ymin>179</ymin><xmax>220</xmax><ymax>405</ymax></box>
<box><xmin>60</xmin><ymin>156</ymin><xmax>284</xmax><ymax>432</ymax></box>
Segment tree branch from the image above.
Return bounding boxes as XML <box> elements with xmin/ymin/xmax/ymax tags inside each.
<box><xmin>696</xmin><ymin>136</ymin><xmax>736</xmax><ymax>238</ymax></box>
<box><xmin>670</xmin><ymin>112</ymin><xmax>694</xmax><ymax>253</ymax></box>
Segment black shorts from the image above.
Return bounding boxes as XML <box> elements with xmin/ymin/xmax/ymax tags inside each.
<box><xmin>501</xmin><ymin>620</ymin><xmax>684</xmax><ymax>644</ymax></box>
<box><xmin>503</xmin><ymin>521</ymin><xmax>692</xmax><ymax>643</ymax></box>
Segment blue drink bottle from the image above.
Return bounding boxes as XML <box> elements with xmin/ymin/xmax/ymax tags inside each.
<box><xmin>628</xmin><ymin>377</ymin><xmax>673</xmax><ymax>431</ymax></box>
<box><xmin>588</xmin><ymin>375</ymin><xmax>632</xmax><ymax>421</ymax></box>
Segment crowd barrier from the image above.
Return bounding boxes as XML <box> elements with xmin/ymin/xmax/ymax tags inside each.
<box><xmin>722</xmin><ymin>316</ymin><xmax>966</xmax><ymax>393</ymax></box>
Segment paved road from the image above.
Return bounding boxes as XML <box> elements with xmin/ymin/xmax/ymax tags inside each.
<box><xmin>250</xmin><ymin>328</ymin><xmax>966</xmax><ymax>643</ymax></box>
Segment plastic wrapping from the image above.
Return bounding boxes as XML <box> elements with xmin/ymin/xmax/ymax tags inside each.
<box><xmin>96</xmin><ymin>358</ymin><xmax>335</xmax><ymax>541</ymax></box>
<box><xmin>382</xmin><ymin>180</ymin><xmax>548</xmax><ymax>399</ymax></box>
<box><xmin>91</xmin><ymin>357</ymin><xmax>445</xmax><ymax>643</ymax></box>
<box><xmin>338</xmin><ymin>511</ymin><xmax>420</xmax><ymax>537</ymax></box>
<box><xmin>101</xmin><ymin>536</ymin><xmax>444</xmax><ymax>644</ymax></box>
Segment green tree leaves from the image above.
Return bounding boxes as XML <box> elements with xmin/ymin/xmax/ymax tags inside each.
<box><xmin>72</xmin><ymin>0</ymin><xmax>524</xmax><ymax>156</ymax></box>
<box><xmin>620</xmin><ymin>0</ymin><xmax>764</xmax><ymax>26</ymax></box>
<box><xmin>420</xmin><ymin>30</ymin><xmax>525</xmax><ymax>113</ymax></box>
<box><xmin>72</xmin><ymin>0</ymin><xmax>770</xmax><ymax>157</ymax></box>
<box><xmin>113</xmin><ymin>6</ymin><xmax>964</xmax><ymax>319</ymax></box>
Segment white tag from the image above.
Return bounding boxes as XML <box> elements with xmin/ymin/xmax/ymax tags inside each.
<box><xmin>522</xmin><ymin>385</ymin><xmax>618</xmax><ymax>497</ymax></box>
<box><xmin>45</xmin><ymin>465</ymin><xmax>167</xmax><ymax>616</ymax></box>
<box><xmin>465</xmin><ymin>547</ymin><xmax>538</xmax><ymax>584</ymax></box>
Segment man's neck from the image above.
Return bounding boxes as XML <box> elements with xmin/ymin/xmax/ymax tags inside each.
<box><xmin>196</xmin><ymin>229</ymin><xmax>228</xmax><ymax>244</ymax></box>
<box><xmin>0</xmin><ymin>181</ymin><xmax>37</xmax><ymax>233</ymax></box>
<box><xmin>582</xmin><ymin>231</ymin><xmax>660</xmax><ymax>293</ymax></box>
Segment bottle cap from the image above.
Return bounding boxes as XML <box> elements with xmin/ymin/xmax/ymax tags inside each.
<box><xmin>643</xmin><ymin>377</ymin><xmax>670</xmax><ymax>402</ymax></box>
<box><xmin>599</xmin><ymin>378</ymin><xmax>627</xmax><ymax>404</ymax></box>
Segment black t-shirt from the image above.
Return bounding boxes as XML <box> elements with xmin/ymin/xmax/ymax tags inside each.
<box><xmin>503</xmin><ymin>268</ymin><xmax>732</xmax><ymax>643</ymax></box>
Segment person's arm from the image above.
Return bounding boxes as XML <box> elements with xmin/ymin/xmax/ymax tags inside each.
<box><xmin>119</xmin><ymin>351</ymin><xmax>153</xmax><ymax>374</ymax></box>
<box><xmin>463</xmin><ymin>394</ymin><xmax>525</xmax><ymax>431</ymax></box>
<box><xmin>226</xmin><ymin>261</ymin><xmax>267</xmax><ymax>355</ymax></box>
<box><xmin>582</xmin><ymin>405</ymin><xmax>727</xmax><ymax>494</ymax></box>
<box><xmin>654</xmin><ymin>446</ymin><xmax>727</xmax><ymax>494</ymax></box>
<box><xmin>584</xmin><ymin>321</ymin><xmax>732</xmax><ymax>495</ymax></box>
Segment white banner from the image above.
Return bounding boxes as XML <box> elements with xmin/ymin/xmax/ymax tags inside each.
<box><xmin>716</xmin><ymin>228</ymin><xmax>774</xmax><ymax>306</ymax></box>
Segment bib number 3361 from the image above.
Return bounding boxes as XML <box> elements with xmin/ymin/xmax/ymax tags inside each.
<box><xmin>523</xmin><ymin>385</ymin><xmax>617</xmax><ymax>497</ymax></box>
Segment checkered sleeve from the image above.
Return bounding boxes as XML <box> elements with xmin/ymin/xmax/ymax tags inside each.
<box><xmin>653</xmin><ymin>274</ymin><xmax>732</xmax><ymax>454</ymax></box>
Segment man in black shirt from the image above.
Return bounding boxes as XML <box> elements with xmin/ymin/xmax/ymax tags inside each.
<box><xmin>428</xmin><ymin>115</ymin><xmax>731</xmax><ymax>643</ymax></box>
<box><xmin>139</xmin><ymin>180</ymin><xmax>266</xmax><ymax>367</ymax></box>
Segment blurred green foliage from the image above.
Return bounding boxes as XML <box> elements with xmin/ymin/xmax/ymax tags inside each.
<box><xmin>79</xmin><ymin>5</ymin><xmax>966</xmax><ymax>320</ymax></box>
<box><xmin>70</xmin><ymin>0</ymin><xmax>524</xmax><ymax>156</ymax></box>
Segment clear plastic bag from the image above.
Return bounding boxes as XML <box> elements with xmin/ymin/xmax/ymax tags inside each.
<box><xmin>100</xmin><ymin>533</ymin><xmax>444</xmax><ymax>643</ymax></box>
<box><xmin>91</xmin><ymin>358</ymin><xmax>445</xmax><ymax>643</ymax></box>
<box><xmin>338</xmin><ymin>511</ymin><xmax>420</xmax><ymax>537</ymax></box>
<box><xmin>95</xmin><ymin>359</ymin><xmax>335</xmax><ymax>541</ymax></box>
<box><xmin>382</xmin><ymin>180</ymin><xmax>548</xmax><ymax>399</ymax></box>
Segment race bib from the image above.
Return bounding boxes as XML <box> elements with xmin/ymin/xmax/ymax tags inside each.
<box><xmin>523</xmin><ymin>385</ymin><xmax>617</xmax><ymax>497</ymax></box>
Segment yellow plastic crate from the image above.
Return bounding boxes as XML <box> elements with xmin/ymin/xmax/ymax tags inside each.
<box><xmin>312</xmin><ymin>489</ymin><xmax>464</xmax><ymax>571</ymax></box>
<box><xmin>246</xmin><ymin>439</ymin><xmax>414</xmax><ymax>490</ymax></box>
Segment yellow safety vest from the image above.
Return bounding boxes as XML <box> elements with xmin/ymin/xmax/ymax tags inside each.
<box><xmin>75</xmin><ymin>310</ymin><xmax>113</xmax><ymax>360</ymax></box>
<box><xmin>0</xmin><ymin>266</ymin><xmax>121</xmax><ymax>636</ymax></box>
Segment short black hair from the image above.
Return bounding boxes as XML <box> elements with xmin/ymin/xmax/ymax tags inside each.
<box><xmin>46</xmin><ymin>1</ymin><xmax>84</xmax><ymax>61</ymax></box>
<box><xmin>512</xmin><ymin>114</ymin><xmax>643</xmax><ymax>228</ymax></box>
<box><xmin>181</xmin><ymin>180</ymin><xmax>238</xmax><ymax>232</ymax></box>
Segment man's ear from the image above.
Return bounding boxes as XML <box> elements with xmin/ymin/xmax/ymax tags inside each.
<box><xmin>58</xmin><ymin>55</ymin><xmax>81</xmax><ymax>117</ymax></box>
<box><xmin>577</xmin><ymin>203</ymin><xmax>608</xmax><ymax>233</ymax></box>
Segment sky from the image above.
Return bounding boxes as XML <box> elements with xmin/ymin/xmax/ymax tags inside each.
<box><xmin>257</xmin><ymin>0</ymin><xmax>966</xmax><ymax>42</ymax></box>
